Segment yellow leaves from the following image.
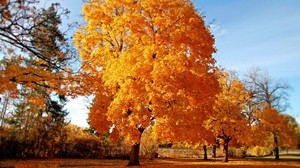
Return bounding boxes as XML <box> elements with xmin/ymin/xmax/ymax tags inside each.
<box><xmin>207</xmin><ymin>70</ymin><xmax>251</xmax><ymax>145</ymax></box>
<box><xmin>76</xmin><ymin>0</ymin><xmax>218</xmax><ymax>145</ymax></box>
<box><xmin>254</xmin><ymin>106</ymin><xmax>298</xmax><ymax>148</ymax></box>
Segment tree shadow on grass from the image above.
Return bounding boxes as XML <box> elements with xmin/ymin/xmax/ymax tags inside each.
<box><xmin>245</xmin><ymin>154</ymin><xmax>300</xmax><ymax>162</ymax></box>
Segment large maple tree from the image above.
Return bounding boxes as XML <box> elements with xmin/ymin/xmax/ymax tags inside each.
<box><xmin>75</xmin><ymin>0</ymin><xmax>219</xmax><ymax>165</ymax></box>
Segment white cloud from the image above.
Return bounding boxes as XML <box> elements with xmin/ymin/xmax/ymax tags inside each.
<box><xmin>64</xmin><ymin>96</ymin><xmax>92</xmax><ymax>128</ymax></box>
<box><xmin>209</xmin><ymin>23</ymin><xmax>228</xmax><ymax>37</ymax></box>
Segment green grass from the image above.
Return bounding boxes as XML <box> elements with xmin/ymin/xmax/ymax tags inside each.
<box><xmin>246</xmin><ymin>149</ymin><xmax>300</xmax><ymax>161</ymax></box>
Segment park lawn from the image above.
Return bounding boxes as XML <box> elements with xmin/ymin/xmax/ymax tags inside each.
<box><xmin>261</xmin><ymin>154</ymin><xmax>300</xmax><ymax>160</ymax></box>
<box><xmin>1</xmin><ymin>158</ymin><xmax>299</xmax><ymax>168</ymax></box>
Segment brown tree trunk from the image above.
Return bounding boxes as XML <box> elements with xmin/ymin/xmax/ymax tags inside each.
<box><xmin>128</xmin><ymin>143</ymin><xmax>140</xmax><ymax>166</ymax></box>
<box><xmin>223</xmin><ymin>140</ymin><xmax>229</xmax><ymax>162</ymax></box>
<box><xmin>212</xmin><ymin>144</ymin><xmax>216</xmax><ymax>158</ymax></box>
<box><xmin>203</xmin><ymin>145</ymin><xmax>208</xmax><ymax>160</ymax></box>
<box><xmin>274</xmin><ymin>147</ymin><xmax>279</xmax><ymax>160</ymax></box>
<box><xmin>274</xmin><ymin>135</ymin><xmax>279</xmax><ymax>160</ymax></box>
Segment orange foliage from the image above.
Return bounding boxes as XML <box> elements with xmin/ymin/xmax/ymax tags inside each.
<box><xmin>0</xmin><ymin>0</ymin><xmax>11</xmax><ymax>22</ymax></box>
<box><xmin>205</xmin><ymin>71</ymin><xmax>251</xmax><ymax>145</ymax></box>
<box><xmin>75</xmin><ymin>0</ymin><xmax>219</xmax><ymax>145</ymax></box>
<box><xmin>0</xmin><ymin>57</ymin><xmax>71</xmax><ymax>99</ymax></box>
<box><xmin>0</xmin><ymin>2</ymin><xmax>75</xmax><ymax>103</ymax></box>
<box><xmin>0</xmin><ymin>0</ymin><xmax>7</xmax><ymax>6</ymax></box>
<box><xmin>256</xmin><ymin>106</ymin><xmax>297</xmax><ymax>148</ymax></box>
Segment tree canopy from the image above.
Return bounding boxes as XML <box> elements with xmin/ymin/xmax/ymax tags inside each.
<box><xmin>75</xmin><ymin>0</ymin><xmax>219</xmax><ymax>165</ymax></box>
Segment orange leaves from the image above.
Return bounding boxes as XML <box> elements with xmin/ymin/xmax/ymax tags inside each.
<box><xmin>256</xmin><ymin>106</ymin><xmax>298</xmax><ymax>148</ymax></box>
<box><xmin>75</xmin><ymin>0</ymin><xmax>218</xmax><ymax>146</ymax></box>
<box><xmin>0</xmin><ymin>2</ymin><xmax>75</xmax><ymax>101</ymax></box>
<box><xmin>0</xmin><ymin>55</ymin><xmax>71</xmax><ymax>102</ymax></box>
<box><xmin>0</xmin><ymin>0</ymin><xmax>7</xmax><ymax>5</ymax></box>
<box><xmin>0</xmin><ymin>0</ymin><xmax>11</xmax><ymax>22</ymax></box>
<box><xmin>206</xmin><ymin>70</ymin><xmax>251</xmax><ymax>146</ymax></box>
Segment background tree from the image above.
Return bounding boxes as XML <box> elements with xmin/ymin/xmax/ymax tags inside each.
<box><xmin>7</xmin><ymin>85</ymin><xmax>68</xmax><ymax>158</ymax></box>
<box><xmin>0</xmin><ymin>0</ymin><xmax>75</xmax><ymax>96</ymax></box>
<box><xmin>205</xmin><ymin>70</ymin><xmax>251</xmax><ymax>162</ymax></box>
<box><xmin>0</xmin><ymin>91</ymin><xmax>14</xmax><ymax>128</ymax></box>
<box><xmin>60</xmin><ymin>124</ymin><xmax>104</xmax><ymax>159</ymax></box>
<box><xmin>140</xmin><ymin>127</ymin><xmax>158</xmax><ymax>160</ymax></box>
<box><xmin>244</xmin><ymin>67</ymin><xmax>290</xmax><ymax>112</ymax></box>
<box><xmin>244</xmin><ymin>67</ymin><xmax>292</xmax><ymax>159</ymax></box>
<box><xmin>0</xmin><ymin>1</ymin><xmax>75</xmax><ymax>159</ymax></box>
<box><xmin>281</xmin><ymin>114</ymin><xmax>299</xmax><ymax>152</ymax></box>
<box><xmin>255</xmin><ymin>106</ymin><xmax>297</xmax><ymax>159</ymax></box>
<box><xmin>75</xmin><ymin>0</ymin><xmax>218</xmax><ymax>165</ymax></box>
<box><xmin>296</xmin><ymin>125</ymin><xmax>300</xmax><ymax>148</ymax></box>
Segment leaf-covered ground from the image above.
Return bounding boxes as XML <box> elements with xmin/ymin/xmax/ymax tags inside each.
<box><xmin>1</xmin><ymin>157</ymin><xmax>299</xmax><ymax>168</ymax></box>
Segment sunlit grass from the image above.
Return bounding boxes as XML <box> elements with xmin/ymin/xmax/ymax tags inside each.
<box><xmin>256</xmin><ymin>154</ymin><xmax>300</xmax><ymax>160</ymax></box>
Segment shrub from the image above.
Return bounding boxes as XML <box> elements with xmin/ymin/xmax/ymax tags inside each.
<box><xmin>140</xmin><ymin>128</ymin><xmax>159</xmax><ymax>159</ymax></box>
<box><xmin>246</xmin><ymin>146</ymin><xmax>273</xmax><ymax>157</ymax></box>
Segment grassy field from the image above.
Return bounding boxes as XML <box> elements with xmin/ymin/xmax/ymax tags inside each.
<box><xmin>1</xmin><ymin>157</ymin><xmax>299</xmax><ymax>168</ymax></box>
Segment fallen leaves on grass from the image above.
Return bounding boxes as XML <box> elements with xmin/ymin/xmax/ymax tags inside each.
<box><xmin>0</xmin><ymin>158</ymin><xmax>299</xmax><ymax>168</ymax></box>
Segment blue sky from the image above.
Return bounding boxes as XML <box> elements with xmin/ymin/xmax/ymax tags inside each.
<box><xmin>194</xmin><ymin>0</ymin><xmax>300</xmax><ymax>123</ymax></box>
<box><xmin>55</xmin><ymin>0</ymin><xmax>300</xmax><ymax>126</ymax></box>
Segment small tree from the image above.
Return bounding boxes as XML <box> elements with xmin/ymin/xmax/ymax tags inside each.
<box><xmin>0</xmin><ymin>91</ymin><xmax>14</xmax><ymax>128</ymax></box>
<box><xmin>205</xmin><ymin>70</ymin><xmax>251</xmax><ymax>162</ymax></box>
<box><xmin>255</xmin><ymin>106</ymin><xmax>297</xmax><ymax>159</ymax></box>
<box><xmin>244</xmin><ymin>67</ymin><xmax>292</xmax><ymax>159</ymax></box>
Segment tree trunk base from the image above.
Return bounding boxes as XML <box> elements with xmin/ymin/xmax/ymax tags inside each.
<box><xmin>274</xmin><ymin>147</ymin><xmax>279</xmax><ymax>160</ymax></box>
<box><xmin>203</xmin><ymin>145</ymin><xmax>208</xmax><ymax>160</ymax></box>
<box><xmin>212</xmin><ymin>145</ymin><xmax>216</xmax><ymax>158</ymax></box>
<box><xmin>223</xmin><ymin>142</ymin><xmax>229</xmax><ymax>162</ymax></box>
<box><xmin>127</xmin><ymin>143</ymin><xmax>140</xmax><ymax>166</ymax></box>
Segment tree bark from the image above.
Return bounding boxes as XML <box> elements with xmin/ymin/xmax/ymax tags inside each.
<box><xmin>128</xmin><ymin>143</ymin><xmax>140</xmax><ymax>166</ymax></box>
<box><xmin>0</xmin><ymin>92</ymin><xmax>10</xmax><ymax>128</ymax></box>
<box><xmin>212</xmin><ymin>144</ymin><xmax>216</xmax><ymax>158</ymax></box>
<box><xmin>274</xmin><ymin>147</ymin><xmax>279</xmax><ymax>160</ymax></box>
<box><xmin>223</xmin><ymin>141</ymin><xmax>229</xmax><ymax>162</ymax></box>
<box><xmin>203</xmin><ymin>145</ymin><xmax>208</xmax><ymax>160</ymax></box>
<box><xmin>274</xmin><ymin>135</ymin><xmax>279</xmax><ymax>160</ymax></box>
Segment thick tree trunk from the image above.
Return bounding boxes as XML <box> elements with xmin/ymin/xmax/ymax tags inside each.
<box><xmin>212</xmin><ymin>144</ymin><xmax>216</xmax><ymax>158</ymax></box>
<box><xmin>203</xmin><ymin>145</ymin><xmax>208</xmax><ymax>160</ymax></box>
<box><xmin>223</xmin><ymin>141</ymin><xmax>229</xmax><ymax>162</ymax></box>
<box><xmin>128</xmin><ymin>143</ymin><xmax>140</xmax><ymax>166</ymax></box>
<box><xmin>274</xmin><ymin>135</ymin><xmax>279</xmax><ymax>160</ymax></box>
